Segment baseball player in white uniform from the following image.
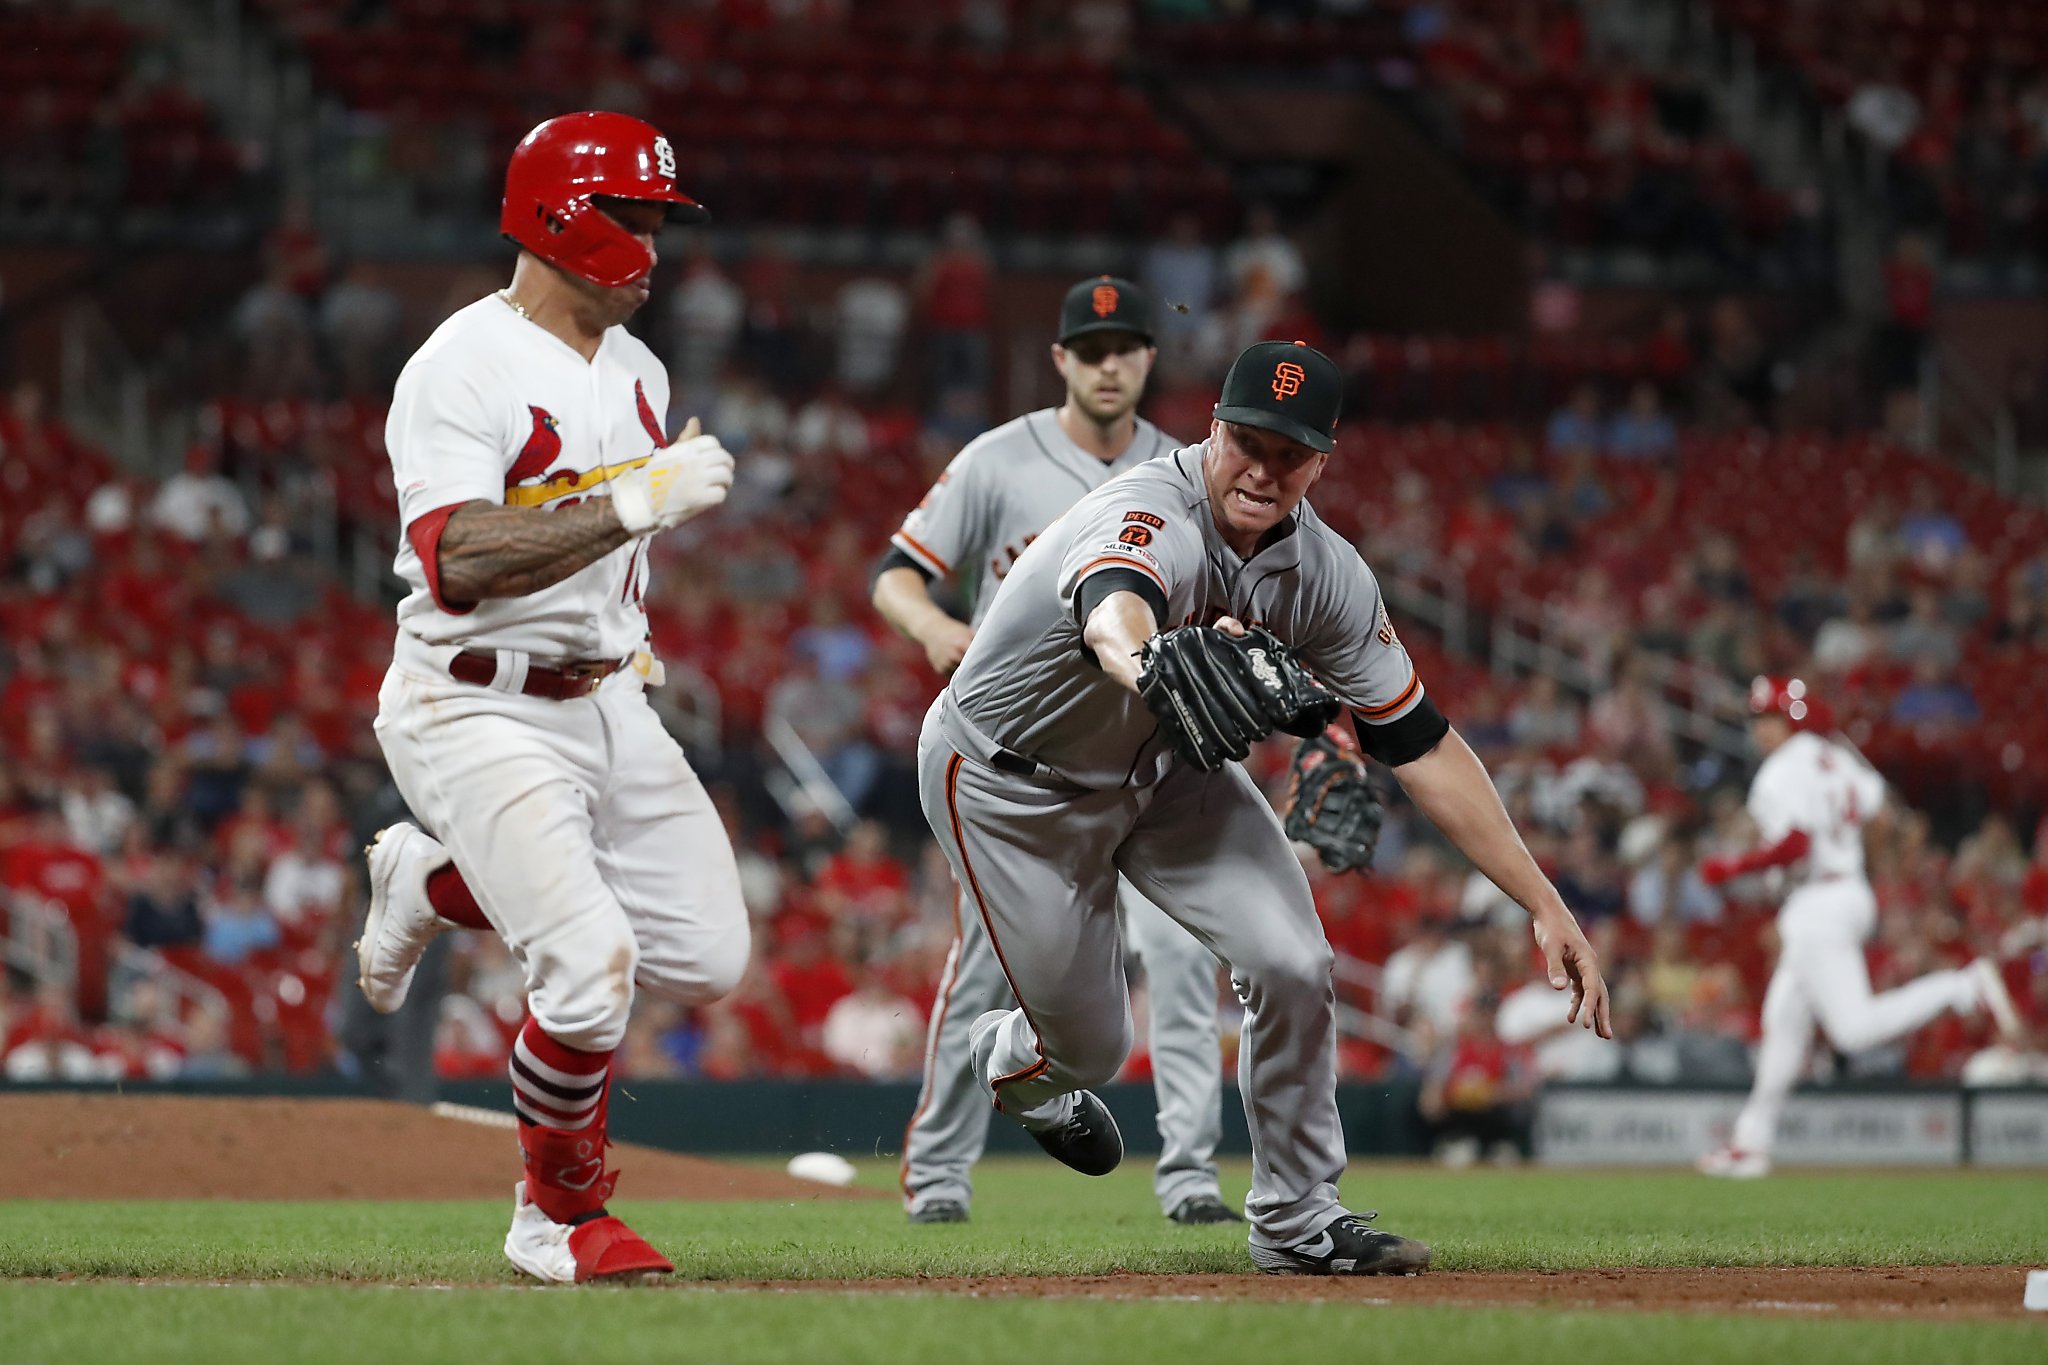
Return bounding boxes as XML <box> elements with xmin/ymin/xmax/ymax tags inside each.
<box><xmin>1695</xmin><ymin>677</ymin><xmax>2024</xmax><ymax>1178</ymax></box>
<box><xmin>919</xmin><ymin>341</ymin><xmax>1610</xmax><ymax>1274</ymax></box>
<box><xmin>875</xmin><ymin>277</ymin><xmax>1237</xmax><ymax>1227</ymax></box>
<box><xmin>352</xmin><ymin>112</ymin><xmax>749</xmax><ymax>1281</ymax></box>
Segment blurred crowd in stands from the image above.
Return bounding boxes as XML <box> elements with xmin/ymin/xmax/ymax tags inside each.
<box><xmin>5</xmin><ymin>201</ymin><xmax>2046</xmax><ymax>1102</ymax></box>
<box><xmin>4</xmin><ymin>1</ymin><xmax>2047</xmax><ymax>1127</ymax></box>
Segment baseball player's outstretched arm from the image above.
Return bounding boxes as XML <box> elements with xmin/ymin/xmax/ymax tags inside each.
<box><xmin>873</xmin><ymin>566</ymin><xmax>975</xmax><ymax>675</ymax></box>
<box><xmin>435</xmin><ymin>500</ymin><xmax>635</xmax><ymax>604</ymax></box>
<box><xmin>1083</xmin><ymin>590</ymin><xmax>1182</xmax><ymax>691</ymax></box>
<box><xmin>1392</xmin><ymin>729</ymin><xmax>1613</xmax><ymax>1037</ymax></box>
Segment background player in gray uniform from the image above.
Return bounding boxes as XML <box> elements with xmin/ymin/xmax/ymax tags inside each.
<box><xmin>873</xmin><ymin>277</ymin><xmax>1237</xmax><ymax>1226</ymax></box>
<box><xmin>918</xmin><ymin>340</ymin><xmax>1611</xmax><ymax>1274</ymax></box>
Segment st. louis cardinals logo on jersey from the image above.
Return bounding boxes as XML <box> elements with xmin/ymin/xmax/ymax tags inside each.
<box><xmin>506</xmin><ymin>406</ymin><xmax>562</xmax><ymax>487</ymax></box>
<box><xmin>633</xmin><ymin>380</ymin><xmax>665</xmax><ymax>446</ymax></box>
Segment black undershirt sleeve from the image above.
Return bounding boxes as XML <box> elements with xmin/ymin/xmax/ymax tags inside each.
<box><xmin>870</xmin><ymin>545</ymin><xmax>934</xmax><ymax>589</ymax></box>
<box><xmin>1073</xmin><ymin>567</ymin><xmax>1170</xmax><ymax>667</ymax></box>
<box><xmin>1074</xmin><ymin>566</ymin><xmax>1169</xmax><ymax>631</ymax></box>
<box><xmin>1353</xmin><ymin>695</ymin><xmax>1451</xmax><ymax>767</ymax></box>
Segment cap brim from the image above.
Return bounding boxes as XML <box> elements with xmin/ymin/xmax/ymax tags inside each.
<box><xmin>1057</xmin><ymin>320</ymin><xmax>1154</xmax><ymax>346</ymax></box>
<box><xmin>1213</xmin><ymin>404</ymin><xmax>1333</xmax><ymax>452</ymax></box>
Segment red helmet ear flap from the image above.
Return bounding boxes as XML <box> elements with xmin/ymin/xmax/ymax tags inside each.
<box><xmin>516</xmin><ymin>195</ymin><xmax>657</xmax><ymax>290</ymax></box>
<box><xmin>500</xmin><ymin>112</ymin><xmax>707</xmax><ymax>288</ymax></box>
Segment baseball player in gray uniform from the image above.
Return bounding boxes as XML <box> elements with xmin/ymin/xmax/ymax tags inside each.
<box><xmin>874</xmin><ymin>276</ymin><xmax>1237</xmax><ymax>1226</ymax></box>
<box><xmin>918</xmin><ymin>340</ymin><xmax>1611</xmax><ymax>1274</ymax></box>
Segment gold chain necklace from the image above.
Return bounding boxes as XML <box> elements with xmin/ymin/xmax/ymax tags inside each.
<box><xmin>496</xmin><ymin>288</ymin><xmax>533</xmax><ymax>321</ymax></box>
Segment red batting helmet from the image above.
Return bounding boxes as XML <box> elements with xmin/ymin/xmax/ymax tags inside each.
<box><xmin>1748</xmin><ymin>675</ymin><xmax>1832</xmax><ymax>731</ymax></box>
<box><xmin>500</xmin><ymin>112</ymin><xmax>708</xmax><ymax>289</ymax></box>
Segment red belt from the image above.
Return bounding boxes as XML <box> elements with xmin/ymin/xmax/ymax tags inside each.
<box><xmin>447</xmin><ymin>650</ymin><xmax>622</xmax><ymax>700</ymax></box>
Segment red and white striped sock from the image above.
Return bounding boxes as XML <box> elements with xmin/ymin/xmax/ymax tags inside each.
<box><xmin>509</xmin><ymin>1018</ymin><xmax>609</xmax><ymax>1131</ymax></box>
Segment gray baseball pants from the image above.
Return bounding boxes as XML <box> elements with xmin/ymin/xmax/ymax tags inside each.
<box><xmin>915</xmin><ymin>719</ymin><xmax>1349</xmax><ymax>1249</ymax></box>
<box><xmin>899</xmin><ymin>874</ymin><xmax>1226</xmax><ymax>1218</ymax></box>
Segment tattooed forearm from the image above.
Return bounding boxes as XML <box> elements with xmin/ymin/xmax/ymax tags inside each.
<box><xmin>436</xmin><ymin>500</ymin><xmax>633</xmax><ymax>603</ymax></box>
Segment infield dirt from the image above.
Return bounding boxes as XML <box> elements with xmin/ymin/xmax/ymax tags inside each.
<box><xmin>0</xmin><ymin>1094</ymin><xmax>871</xmax><ymax>1202</ymax></box>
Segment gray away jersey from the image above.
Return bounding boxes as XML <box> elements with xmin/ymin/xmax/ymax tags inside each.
<box><xmin>892</xmin><ymin>409</ymin><xmax>1175</xmax><ymax>624</ymax></box>
<box><xmin>942</xmin><ymin>443</ymin><xmax>1426</xmax><ymax>789</ymax></box>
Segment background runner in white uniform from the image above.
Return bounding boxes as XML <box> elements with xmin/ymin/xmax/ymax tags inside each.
<box><xmin>874</xmin><ymin>277</ymin><xmax>1235</xmax><ymax>1226</ymax></box>
<box><xmin>356</xmin><ymin>113</ymin><xmax>746</xmax><ymax>1283</ymax></box>
<box><xmin>918</xmin><ymin>341</ymin><xmax>1610</xmax><ymax>1274</ymax></box>
<box><xmin>1695</xmin><ymin>678</ymin><xmax>2022</xmax><ymax>1178</ymax></box>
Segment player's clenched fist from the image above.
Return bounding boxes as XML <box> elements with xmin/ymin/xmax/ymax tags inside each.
<box><xmin>609</xmin><ymin>416</ymin><xmax>735</xmax><ymax>535</ymax></box>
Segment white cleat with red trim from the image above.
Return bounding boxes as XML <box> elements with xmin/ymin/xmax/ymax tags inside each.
<box><xmin>1697</xmin><ymin>1146</ymin><xmax>1771</xmax><ymax>1179</ymax></box>
<box><xmin>354</xmin><ymin>822</ymin><xmax>456</xmax><ymax>1014</ymax></box>
<box><xmin>503</xmin><ymin>1181</ymin><xmax>675</xmax><ymax>1284</ymax></box>
<box><xmin>1969</xmin><ymin>959</ymin><xmax>2025</xmax><ymax>1042</ymax></box>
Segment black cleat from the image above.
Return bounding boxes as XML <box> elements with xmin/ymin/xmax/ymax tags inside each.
<box><xmin>1171</xmin><ymin>1195</ymin><xmax>1245</xmax><ymax>1227</ymax></box>
<box><xmin>1168</xmin><ymin>1194</ymin><xmax>1243</xmax><ymax>1225</ymax></box>
<box><xmin>907</xmin><ymin>1200</ymin><xmax>969</xmax><ymax>1225</ymax></box>
<box><xmin>1250</xmin><ymin>1212</ymin><xmax>1432</xmax><ymax>1276</ymax></box>
<box><xmin>965</xmin><ymin>1010</ymin><xmax>1122</xmax><ymax>1177</ymax></box>
<box><xmin>1026</xmin><ymin>1090</ymin><xmax>1123</xmax><ymax>1176</ymax></box>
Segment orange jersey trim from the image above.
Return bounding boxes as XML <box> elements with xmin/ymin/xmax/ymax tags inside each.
<box><xmin>943</xmin><ymin>751</ymin><xmax>1050</xmax><ymax>1107</ymax></box>
<box><xmin>1354</xmin><ymin>671</ymin><xmax>1422</xmax><ymax>721</ymax></box>
<box><xmin>892</xmin><ymin>530</ymin><xmax>953</xmax><ymax>577</ymax></box>
<box><xmin>1072</xmin><ymin>553</ymin><xmax>1168</xmax><ymax>600</ymax></box>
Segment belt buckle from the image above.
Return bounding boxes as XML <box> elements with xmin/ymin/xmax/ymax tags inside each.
<box><xmin>562</xmin><ymin>659</ymin><xmax>613</xmax><ymax>697</ymax></box>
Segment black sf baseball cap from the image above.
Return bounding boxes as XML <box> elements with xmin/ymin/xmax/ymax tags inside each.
<box><xmin>1213</xmin><ymin>339</ymin><xmax>1342</xmax><ymax>453</ymax></box>
<box><xmin>1058</xmin><ymin>275</ymin><xmax>1153</xmax><ymax>345</ymax></box>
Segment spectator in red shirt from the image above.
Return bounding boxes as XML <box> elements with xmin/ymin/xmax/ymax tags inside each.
<box><xmin>1418</xmin><ymin>986</ymin><xmax>1538</xmax><ymax>1164</ymax></box>
<box><xmin>769</xmin><ymin>918</ymin><xmax>856</xmax><ymax>1047</ymax></box>
<box><xmin>813</xmin><ymin>819</ymin><xmax>911</xmax><ymax>926</ymax></box>
<box><xmin>917</xmin><ymin>213</ymin><xmax>993</xmax><ymax>393</ymax></box>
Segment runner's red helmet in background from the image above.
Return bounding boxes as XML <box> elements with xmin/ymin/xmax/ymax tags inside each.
<box><xmin>1749</xmin><ymin>675</ymin><xmax>1833</xmax><ymax>732</ymax></box>
<box><xmin>500</xmin><ymin>112</ymin><xmax>709</xmax><ymax>289</ymax></box>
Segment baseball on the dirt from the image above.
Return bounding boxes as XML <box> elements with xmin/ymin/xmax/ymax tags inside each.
<box><xmin>785</xmin><ymin>1151</ymin><xmax>857</xmax><ymax>1187</ymax></box>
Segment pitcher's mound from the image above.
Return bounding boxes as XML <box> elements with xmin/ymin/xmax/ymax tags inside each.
<box><xmin>1</xmin><ymin>1094</ymin><xmax>876</xmax><ymax>1202</ymax></box>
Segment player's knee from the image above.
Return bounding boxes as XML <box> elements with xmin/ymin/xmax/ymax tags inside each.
<box><xmin>637</xmin><ymin>916</ymin><xmax>752</xmax><ymax>1007</ymax></box>
<box><xmin>1240</xmin><ymin>933</ymin><xmax>1333</xmax><ymax>997</ymax></box>
<box><xmin>1062</xmin><ymin>1014</ymin><xmax>1134</xmax><ymax>1089</ymax></box>
<box><xmin>528</xmin><ymin>929</ymin><xmax>641</xmax><ymax>1053</ymax></box>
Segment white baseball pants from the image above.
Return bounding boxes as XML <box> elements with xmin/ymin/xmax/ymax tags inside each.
<box><xmin>375</xmin><ymin>639</ymin><xmax>750</xmax><ymax>1052</ymax></box>
<box><xmin>1730</xmin><ymin>879</ymin><xmax>1978</xmax><ymax>1156</ymax></box>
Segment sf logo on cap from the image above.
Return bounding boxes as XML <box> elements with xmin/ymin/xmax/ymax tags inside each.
<box><xmin>653</xmin><ymin>135</ymin><xmax>676</xmax><ymax>181</ymax></box>
<box><xmin>1092</xmin><ymin>284</ymin><xmax>1120</xmax><ymax>317</ymax></box>
<box><xmin>1272</xmin><ymin>361</ymin><xmax>1306</xmax><ymax>400</ymax></box>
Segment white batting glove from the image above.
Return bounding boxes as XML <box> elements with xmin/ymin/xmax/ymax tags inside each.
<box><xmin>609</xmin><ymin>417</ymin><xmax>735</xmax><ymax>536</ymax></box>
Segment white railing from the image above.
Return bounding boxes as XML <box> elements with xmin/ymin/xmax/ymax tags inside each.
<box><xmin>1331</xmin><ymin>952</ymin><xmax>1424</xmax><ymax>1058</ymax></box>
<box><xmin>113</xmin><ymin>942</ymin><xmax>231</xmax><ymax>1036</ymax></box>
<box><xmin>1385</xmin><ymin>551</ymin><xmax>1749</xmax><ymax>759</ymax></box>
<box><xmin>1921</xmin><ymin>345</ymin><xmax>2023</xmax><ymax>496</ymax></box>
<box><xmin>763</xmin><ymin>715</ymin><xmax>861</xmax><ymax>833</ymax></box>
<box><xmin>1</xmin><ymin>892</ymin><xmax>79</xmax><ymax>995</ymax></box>
<box><xmin>60</xmin><ymin>302</ymin><xmax>156</xmax><ymax>472</ymax></box>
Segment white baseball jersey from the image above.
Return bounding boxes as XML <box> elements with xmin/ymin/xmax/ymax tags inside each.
<box><xmin>891</xmin><ymin>409</ymin><xmax>1174</xmax><ymax>623</ymax></box>
<box><xmin>385</xmin><ymin>295</ymin><xmax>670</xmax><ymax>660</ymax></box>
<box><xmin>1745</xmin><ymin>731</ymin><xmax>1887</xmax><ymax>884</ymax></box>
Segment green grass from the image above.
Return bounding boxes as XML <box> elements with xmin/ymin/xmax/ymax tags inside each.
<box><xmin>4</xmin><ymin>1161</ymin><xmax>2042</xmax><ymax>1282</ymax></box>
<box><xmin>2</xmin><ymin>1283</ymin><xmax>2044</xmax><ymax>1365</ymax></box>
<box><xmin>5</xmin><ymin>1161</ymin><xmax>2045</xmax><ymax>1364</ymax></box>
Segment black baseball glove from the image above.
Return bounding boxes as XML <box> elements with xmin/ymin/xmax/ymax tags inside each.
<box><xmin>1284</xmin><ymin>730</ymin><xmax>1384</xmax><ymax>873</ymax></box>
<box><xmin>1136</xmin><ymin>624</ymin><xmax>1343</xmax><ymax>772</ymax></box>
